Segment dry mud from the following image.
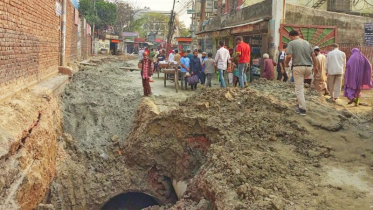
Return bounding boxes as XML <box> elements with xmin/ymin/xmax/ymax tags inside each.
<box><xmin>47</xmin><ymin>57</ymin><xmax>372</xmax><ymax>210</ymax></box>
<box><xmin>129</xmin><ymin>80</ymin><xmax>373</xmax><ymax>210</ymax></box>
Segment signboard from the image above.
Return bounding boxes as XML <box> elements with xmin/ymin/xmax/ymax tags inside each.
<box><xmin>364</xmin><ymin>23</ymin><xmax>373</xmax><ymax>46</ymax></box>
<box><xmin>55</xmin><ymin>0</ymin><xmax>62</xmax><ymax>16</ymax></box>
<box><xmin>134</xmin><ymin>38</ymin><xmax>146</xmax><ymax>43</ymax></box>
<box><xmin>187</xmin><ymin>9</ymin><xmax>195</xmax><ymax>14</ymax></box>
<box><xmin>105</xmin><ymin>35</ymin><xmax>119</xmax><ymax>39</ymax></box>
<box><xmin>232</xmin><ymin>24</ymin><xmax>254</xmax><ymax>34</ymax></box>
<box><xmin>205</xmin><ymin>0</ymin><xmax>214</xmax><ymax>13</ymax></box>
<box><xmin>123</xmin><ymin>32</ymin><xmax>138</xmax><ymax>37</ymax></box>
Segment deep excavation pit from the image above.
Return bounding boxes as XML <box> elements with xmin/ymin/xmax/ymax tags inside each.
<box><xmin>100</xmin><ymin>192</ymin><xmax>159</xmax><ymax>210</ymax></box>
<box><xmin>28</xmin><ymin>56</ymin><xmax>372</xmax><ymax>210</ymax></box>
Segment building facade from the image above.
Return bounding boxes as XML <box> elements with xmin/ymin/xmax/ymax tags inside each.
<box><xmin>195</xmin><ymin>0</ymin><xmax>373</xmax><ymax>60</ymax></box>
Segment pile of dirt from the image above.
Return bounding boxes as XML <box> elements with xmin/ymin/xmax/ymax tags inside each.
<box><xmin>63</xmin><ymin>57</ymin><xmax>142</xmax><ymax>150</ymax></box>
<box><xmin>124</xmin><ymin>80</ymin><xmax>373</xmax><ymax>209</ymax></box>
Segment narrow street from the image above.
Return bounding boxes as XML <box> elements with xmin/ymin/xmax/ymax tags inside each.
<box><xmin>0</xmin><ymin>0</ymin><xmax>373</xmax><ymax>210</ymax></box>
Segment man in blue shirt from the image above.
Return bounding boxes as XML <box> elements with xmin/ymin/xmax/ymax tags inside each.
<box><xmin>180</xmin><ymin>51</ymin><xmax>190</xmax><ymax>90</ymax></box>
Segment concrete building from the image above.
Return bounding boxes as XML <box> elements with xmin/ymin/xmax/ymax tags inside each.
<box><xmin>195</xmin><ymin>0</ymin><xmax>373</xmax><ymax>60</ymax></box>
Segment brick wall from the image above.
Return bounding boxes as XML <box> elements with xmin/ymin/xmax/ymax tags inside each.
<box><xmin>66</xmin><ymin>2</ymin><xmax>78</xmax><ymax>63</ymax></box>
<box><xmin>0</xmin><ymin>0</ymin><xmax>92</xmax><ymax>98</ymax></box>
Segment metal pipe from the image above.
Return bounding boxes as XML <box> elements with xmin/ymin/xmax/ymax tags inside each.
<box><xmin>61</xmin><ymin>0</ymin><xmax>66</xmax><ymax>66</ymax></box>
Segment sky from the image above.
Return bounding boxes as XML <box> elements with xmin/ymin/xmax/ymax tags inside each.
<box><xmin>134</xmin><ymin>0</ymin><xmax>192</xmax><ymax>27</ymax></box>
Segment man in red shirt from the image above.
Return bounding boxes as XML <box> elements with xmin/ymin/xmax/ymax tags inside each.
<box><xmin>235</xmin><ymin>36</ymin><xmax>251</xmax><ymax>88</ymax></box>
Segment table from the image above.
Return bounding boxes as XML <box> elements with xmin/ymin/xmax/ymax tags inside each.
<box><xmin>163</xmin><ymin>68</ymin><xmax>180</xmax><ymax>93</ymax></box>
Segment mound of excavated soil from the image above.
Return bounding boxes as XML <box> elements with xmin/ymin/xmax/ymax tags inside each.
<box><xmin>62</xmin><ymin>59</ymin><xmax>142</xmax><ymax>151</ymax></box>
<box><xmin>125</xmin><ymin>80</ymin><xmax>373</xmax><ymax>210</ymax></box>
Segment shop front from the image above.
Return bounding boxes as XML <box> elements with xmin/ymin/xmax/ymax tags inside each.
<box><xmin>175</xmin><ymin>37</ymin><xmax>192</xmax><ymax>52</ymax></box>
<box><xmin>229</xmin><ymin>20</ymin><xmax>269</xmax><ymax>78</ymax></box>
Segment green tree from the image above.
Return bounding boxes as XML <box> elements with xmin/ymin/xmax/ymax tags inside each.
<box><xmin>127</xmin><ymin>18</ymin><xmax>146</xmax><ymax>37</ymax></box>
<box><xmin>96</xmin><ymin>0</ymin><xmax>117</xmax><ymax>30</ymax></box>
<box><xmin>79</xmin><ymin>0</ymin><xmax>117</xmax><ymax>31</ymax></box>
<box><xmin>177</xmin><ymin>21</ymin><xmax>191</xmax><ymax>37</ymax></box>
<box><xmin>114</xmin><ymin>2</ymin><xmax>136</xmax><ymax>37</ymax></box>
<box><xmin>141</xmin><ymin>12</ymin><xmax>170</xmax><ymax>40</ymax></box>
<box><xmin>79</xmin><ymin>0</ymin><xmax>98</xmax><ymax>24</ymax></box>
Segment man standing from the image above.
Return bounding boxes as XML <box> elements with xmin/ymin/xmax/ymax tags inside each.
<box><xmin>200</xmin><ymin>52</ymin><xmax>207</xmax><ymax>85</ymax></box>
<box><xmin>180</xmin><ymin>51</ymin><xmax>190</xmax><ymax>90</ymax></box>
<box><xmin>285</xmin><ymin>30</ymin><xmax>318</xmax><ymax>116</ymax></box>
<box><xmin>138</xmin><ymin>52</ymin><xmax>154</xmax><ymax>97</ymax></box>
<box><xmin>277</xmin><ymin>44</ymin><xmax>288</xmax><ymax>82</ymax></box>
<box><xmin>313</xmin><ymin>46</ymin><xmax>329</xmax><ymax>95</ymax></box>
<box><xmin>138</xmin><ymin>48</ymin><xmax>144</xmax><ymax>61</ymax></box>
<box><xmin>215</xmin><ymin>41</ymin><xmax>231</xmax><ymax>88</ymax></box>
<box><xmin>174</xmin><ymin>50</ymin><xmax>181</xmax><ymax>66</ymax></box>
<box><xmin>187</xmin><ymin>50</ymin><xmax>194</xmax><ymax>60</ymax></box>
<box><xmin>149</xmin><ymin>48</ymin><xmax>155</xmax><ymax>61</ymax></box>
<box><xmin>190</xmin><ymin>50</ymin><xmax>202</xmax><ymax>90</ymax></box>
<box><xmin>235</xmin><ymin>36</ymin><xmax>251</xmax><ymax>87</ymax></box>
<box><xmin>326</xmin><ymin>43</ymin><xmax>346</xmax><ymax>101</ymax></box>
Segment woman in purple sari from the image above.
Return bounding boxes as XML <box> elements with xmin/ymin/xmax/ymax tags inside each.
<box><xmin>344</xmin><ymin>48</ymin><xmax>372</xmax><ymax>105</ymax></box>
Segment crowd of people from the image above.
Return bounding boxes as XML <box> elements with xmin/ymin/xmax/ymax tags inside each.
<box><xmin>138</xmin><ymin>31</ymin><xmax>372</xmax><ymax>116</ymax></box>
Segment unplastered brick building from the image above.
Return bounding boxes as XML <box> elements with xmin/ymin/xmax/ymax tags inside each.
<box><xmin>0</xmin><ymin>0</ymin><xmax>92</xmax><ymax>100</ymax></box>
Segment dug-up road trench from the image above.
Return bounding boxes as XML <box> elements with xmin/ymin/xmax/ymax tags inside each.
<box><xmin>0</xmin><ymin>55</ymin><xmax>372</xmax><ymax>210</ymax></box>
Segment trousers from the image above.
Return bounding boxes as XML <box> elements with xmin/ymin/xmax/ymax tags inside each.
<box><xmin>238</xmin><ymin>63</ymin><xmax>249</xmax><ymax>88</ymax></box>
<box><xmin>206</xmin><ymin>73</ymin><xmax>213</xmax><ymax>87</ymax></box>
<box><xmin>293</xmin><ymin>66</ymin><xmax>312</xmax><ymax>110</ymax></box>
<box><xmin>142</xmin><ymin>78</ymin><xmax>151</xmax><ymax>96</ymax></box>
<box><xmin>327</xmin><ymin>74</ymin><xmax>343</xmax><ymax>99</ymax></box>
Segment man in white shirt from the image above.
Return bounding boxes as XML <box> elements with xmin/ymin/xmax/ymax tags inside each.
<box><xmin>326</xmin><ymin>43</ymin><xmax>346</xmax><ymax>101</ymax></box>
<box><xmin>138</xmin><ymin>48</ymin><xmax>144</xmax><ymax>61</ymax></box>
<box><xmin>168</xmin><ymin>50</ymin><xmax>176</xmax><ymax>65</ymax></box>
<box><xmin>215</xmin><ymin>40</ymin><xmax>231</xmax><ymax>88</ymax></box>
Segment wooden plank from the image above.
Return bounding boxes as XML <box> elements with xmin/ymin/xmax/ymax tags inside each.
<box><xmin>79</xmin><ymin>62</ymin><xmax>97</xmax><ymax>66</ymax></box>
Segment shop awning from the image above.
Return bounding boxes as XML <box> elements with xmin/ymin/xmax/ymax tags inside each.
<box><xmin>146</xmin><ymin>42</ymin><xmax>154</xmax><ymax>46</ymax></box>
<box><xmin>222</xmin><ymin>19</ymin><xmax>264</xmax><ymax>29</ymax></box>
<box><xmin>196</xmin><ymin>19</ymin><xmax>265</xmax><ymax>35</ymax></box>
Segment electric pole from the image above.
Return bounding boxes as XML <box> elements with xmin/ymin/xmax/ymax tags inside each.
<box><xmin>166</xmin><ymin>0</ymin><xmax>177</xmax><ymax>54</ymax></box>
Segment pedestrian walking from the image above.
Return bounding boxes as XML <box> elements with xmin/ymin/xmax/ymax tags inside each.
<box><xmin>262</xmin><ymin>53</ymin><xmax>276</xmax><ymax>80</ymax></box>
<box><xmin>189</xmin><ymin>50</ymin><xmax>202</xmax><ymax>90</ymax></box>
<box><xmin>200</xmin><ymin>52</ymin><xmax>207</xmax><ymax>85</ymax></box>
<box><xmin>232</xmin><ymin>55</ymin><xmax>240</xmax><ymax>87</ymax></box>
<box><xmin>215</xmin><ymin>41</ymin><xmax>231</xmax><ymax>88</ymax></box>
<box><xmin>203</xmin><ymin>52</ymin><xmax>215</xmax><ymax>87</ymax></box>
<box><xmin>138</xmin><ymin>52</ymin><xmax>154</xmax><ymax>97</ymax></box>
<box><xmin>326</xmin><ymin>43</ymin><xmax>346</xmax><ymax>101</ymax></box>
<box><xmin>277</xmin><ymin>44</ymin><xmax>288</xmax><ymax>82</ymax></box>
<box><xmin>235</xmin><ymin>36</ymin><xmax>251</xmax><ymax>87</ymax></box>
<box><xmin>344</xmin><ymin>48</ymin><xmax>372</xmax><ymax>106</ymax></box>
<box><xmin>180</xmin><ymin>51</ymin><xmax>190</xmax><ymax>90</ymax></box>
<box><xmin>285</xmin><ymin>30</ymin><xmax>317</xmax><ymax>116</ymax></box>
<box><xmin>313</xmin><ymin>46</ymin><xmax>329</xmax><ymax>95</ymax></box>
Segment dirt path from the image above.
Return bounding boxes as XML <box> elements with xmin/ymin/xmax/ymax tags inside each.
<box><xmin>48</xmin><ymin>57</ymin><xmax>372</xmax><ymax>210</ymax></box>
